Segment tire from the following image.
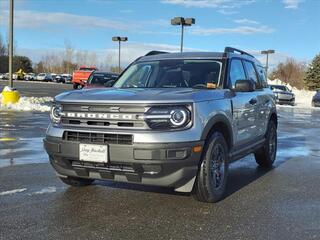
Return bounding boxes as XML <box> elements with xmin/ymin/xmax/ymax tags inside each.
<box><xmin>194</xmin><ymin>131</ymin><xmax>229</xmax><ymax>203</ymax></box>
<box><xmin>73</xmin><ymin>83</ymin><xmax>79</xmax><ymax>89</ymax></box>
<box><xmin>254</xmin><ymin>120</ymin><xmax>277</xmax><ymax>168</ymax></box>
<box><xmin>59</xmin><ymin>176</ymin><xmax>94</xmax><ymax>187</ymax></box>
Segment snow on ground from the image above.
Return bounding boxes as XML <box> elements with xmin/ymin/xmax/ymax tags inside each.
<box><xmin>0</xmin><ymin>188</ymin><xmax>27</xmax><ymax>196</ymax></box>
<box><xmin>292</xmin><ymin>88</ymin><xmax>316</xmax><ymax>108</ymax></box>
<box><xmin>0</xmin><ymin>94</ymin><xmax>53</xmax><ymax>112</ymax></box>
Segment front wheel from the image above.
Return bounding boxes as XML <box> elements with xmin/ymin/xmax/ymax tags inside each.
<box><xmin>254</xmin><ymin>121</ymin><xmax>277</xmax><ymax>168</ymax></box>
<box><xmin>194</xmin><ymin>131</ymin><xmax>229</xmax><ymax>203</ymax></box>
<box><xmin>59</xmin><ymin>176</ymin><xmax>94</xmax><ymax>187</ymax></box>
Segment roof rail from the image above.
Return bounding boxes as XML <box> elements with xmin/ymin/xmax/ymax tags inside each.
<box><xmin>145</xmin><ymin>51</ymin><xmax>168</xmax><ymax>56</ymax></box>
<box><xmin>224</xmin><ymin>47</ymin><xmax>254</xmax><ymax>58</ymax></box>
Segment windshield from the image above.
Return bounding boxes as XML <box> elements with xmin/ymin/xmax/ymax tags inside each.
<box><xmin>88</xmin><ymin>73</ymin><xmax>118</xmax><ymax>85</ymax></box>
<box><xmin>114</xmin><ymin>59</ymin><xmax>222</xmax><ymax>89</ymax></box>
<box><xmin>271</xmin><ymin>85</ymin><xmax>289</xmax><ymax>91</ymax></box>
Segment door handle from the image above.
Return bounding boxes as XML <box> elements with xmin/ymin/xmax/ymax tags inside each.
<box><xmin>249</xmin><ymin>98</ymin><xmax>257</xmax><ymax>105</ymax></box>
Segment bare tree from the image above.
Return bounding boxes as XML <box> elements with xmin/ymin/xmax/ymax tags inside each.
<box><xmin>87</xmin><ymin>52</ymin><xmax>97</xmax><ymax>67</ymax></box>
<box><xmin>64</xmin><ymin>39</ymin><xmax>74</xmax><ymax>73</ymax></box>
<box><xmin>269</xmin><ymin>58</ymin><xmax>306</xmax><ymax>89</ymax></box>
<box><xmin>75</xmin><ymin>50</ymin><xmax>88</xmax><ymax>67</ymax></box>
<box><xmin>0</xmin><ymin>33</ymin><xmax>7</xmax><ymax>56</ymax></box>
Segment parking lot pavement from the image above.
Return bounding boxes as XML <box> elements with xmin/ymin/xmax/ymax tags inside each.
<box><xmin>0</xmin><ymin>80</ymin><xmax>73</xmax><ymax>97</ymax></box>
<box><xmin>1</xmin><ymin>83</ymin><xmax>320</xmax><ymax>240</ymax></box>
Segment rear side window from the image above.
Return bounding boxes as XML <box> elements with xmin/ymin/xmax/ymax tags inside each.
<box><xmin>256</xmin><ymin>66</ymin><xmax>268</xmax><ymax>88</ymax></box>
<box><xmin>243</xmin><ymin>61</ymin><xmax>260</xmax><ymax>88</ymax></box>
<box><xmin>229</xmin><ymin>59</ymin><xmax>246</xmax><ymax>88</ymax></box>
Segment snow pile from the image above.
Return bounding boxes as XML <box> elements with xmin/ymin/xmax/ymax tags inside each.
<box><xmin>2</xmin><ymin>86</ymin><xmax>15</xmax><ymax>92</ymax></box>
<box><xmin>268</xmin><ymin>79</ymin><xmax>316</xmax><ymax>108</ymax></box>
<box><xmin>292</xmin><ymin>88</ymin><xmax>316</xmax><ymax>108</ymax></box>
<box><xmin>0</xmin><ymin>94</ymin><xmax>53</xmax><ymax>112</ymax></box>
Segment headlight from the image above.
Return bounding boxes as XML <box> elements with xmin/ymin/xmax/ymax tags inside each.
<box><xmin>50</xmin><ymin>104</ymin><xmax>62</xmax><ymax>123</ymax></box>
<box><xmin>142</xmin><ymin>106</ymin><xmax>191</xmax><ymax>130</ymax></box>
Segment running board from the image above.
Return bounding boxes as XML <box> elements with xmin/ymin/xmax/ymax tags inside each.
<box><xmin>230</xmin><ymin>138</ymin><xmax>265</xmax><ymax>162</ymax></box>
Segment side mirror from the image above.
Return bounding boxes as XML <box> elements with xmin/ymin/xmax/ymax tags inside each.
<box><xmin>104</xmin><ymin>80</ymin><xmax>115</xmax><ymax>87</ymax></box>
<box><xmin>234</xmin><ymin>79</ymin><xmax>255</xmax><ymax>92</ymax></box>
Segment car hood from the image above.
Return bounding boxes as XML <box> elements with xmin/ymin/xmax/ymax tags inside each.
<box><xmin>55</xmin><ymin>87</ymin><xmax>228</xmax><ymax>104</ymax></box>
<box><xmin>273</xmin><ymin>90</ymin><xmax>293</xmax><ymax>95</ymax></box>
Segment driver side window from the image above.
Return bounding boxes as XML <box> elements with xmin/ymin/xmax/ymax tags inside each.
<box><xmin>229</xmin><ymin>59</ymin><xmax>246</xmax><ymax>88</ymax></box>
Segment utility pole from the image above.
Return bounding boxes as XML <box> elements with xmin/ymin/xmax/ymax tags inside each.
<box><xmin>171</xmin><ymin>17</ymin><xmax>195</xmax><ymax>52</ymax></box>
<box><xmin>112</xmin><ymin>36</ymin><xmax>128</xmax><ymax>74</ymax></box>
<box><xmin>9</xmin><ymin>0</ymin><xmax>14</xmax><ymax>88</ymax></box>
<box><xmin>261</xmin><ymin>49</ymin><xmax>275</xmax><ymax>77</ymax></box>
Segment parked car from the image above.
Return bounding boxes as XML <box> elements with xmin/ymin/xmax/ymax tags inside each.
<box><xmin>24</xmin><ymin>73</ymin><xmax>35</xmax><ymax>81</ymax></box>
<box><xmin>51</xmin><ymin>73</ymin><xmax>57</xmax><ymax>81</ymax></box>
<box><xmin>0</xmin><ymin>73</ymin><xmax>4</xmax><ymax>80</ymax></box>
<box><xmin>270</xmin><ymin>84</ymin><xmax>295</xmax><ymax>106</ymax></box>
<box><xmin>72</xmin><ymin>66</ymin><xmax>97</xmax><ymax>89</ymax></box>
<box><xmin>62</xmin><ymin>74</ymin><xmax>72</xmax><ymax>84</ymax></box>
<box><xmin>312</xmin><ymin>90</ymin><xmax>320</xmax><ymax>107</ymax></box>
<box><xmin>45</xmin><ymin>47</ymin><xmax>277</xmax><ymax>203</ymax></box>
<box><xmin>36</xmin><ymin>73</ymin><xmax>53</xmax><ymax>82</ymax></box>
<box><xmin>84</xmin><ymin>71</ymin><xmax>119</xmax><ymax>88</ymax></box>
<box><xmin>54</xmin><ymin>74</ymin><xmax>63</xmax><ymax>83</ymax></box>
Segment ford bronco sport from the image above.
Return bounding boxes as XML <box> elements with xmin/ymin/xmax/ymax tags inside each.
<box><xmin>44</xmin><ymin>47</ymin><xmax>277</xmax><ymax>202</ymax></box>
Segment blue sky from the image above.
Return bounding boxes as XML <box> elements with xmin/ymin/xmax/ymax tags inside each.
<box><xmin>0</xmin><ymin>0</ymin><xmax>319</xmax><ymax>68</ymax></box>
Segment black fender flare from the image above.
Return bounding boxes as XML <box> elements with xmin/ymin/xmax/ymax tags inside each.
<box><xmin>200</xmin><ymin>114</ymin><xmax>234</xmax><ymax>149</ymax></box>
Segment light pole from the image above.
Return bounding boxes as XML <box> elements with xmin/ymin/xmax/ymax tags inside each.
<box><xmin>261</xmin><ymin>49</ymin><xmax>275</xmax><ymax>77</ymax></box>
<box><xmin>171</xmin><ymin>17</ymin><xmax>195</xmax><ymax>52</ymax></box>
<box><xmin>112</xmin><ymin>36</ymin><xmax>128</xmax><ymax>73</ymax></box>
<box><xmin>8</xmin><ymin>0</ymin><xmax>14</xmax><ymax>88</ymax></box>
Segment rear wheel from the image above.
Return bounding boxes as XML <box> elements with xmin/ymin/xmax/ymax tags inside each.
<box><xmin>73</xmin><ymin>83</ymin><xmax>78</xmax><ymax>89</ymax></box>
<box><xmin>194</xmin><ymin>131</ymin><xmax>229</xmax><ymax>203</ymax></box>
<box><xmin>59</xmin><ymin>176</ymin><xmax>94</xmax><ymax>187</ymax></box>
<box><xmin>254</xmin><ymin>121</ymin><xmax>277</xmax><ymax>168</ymax></box>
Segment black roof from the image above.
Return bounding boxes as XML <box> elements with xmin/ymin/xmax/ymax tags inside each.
<box><xmin>92</xmin><ymin>71</ymin><xmax>119</xmax><ymax>75</ymax></box>
<box><xmin>137</xmin><ymin>51</ymin><xmax>262</xmax><ymax>66</ymax></box>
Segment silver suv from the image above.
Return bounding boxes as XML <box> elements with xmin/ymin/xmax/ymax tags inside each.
<box><xmin>44</xmin><ymin>47</ymin><xmax>277</xmax><ymax>202</ymax></box>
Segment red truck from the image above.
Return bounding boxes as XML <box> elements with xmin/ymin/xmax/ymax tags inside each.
<box><xmin>72</xmin><ymin>66</ymin><xmax>97</xmax><ymax>89</ymax></box>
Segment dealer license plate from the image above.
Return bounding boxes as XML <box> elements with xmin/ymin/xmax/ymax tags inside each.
<box><xmin>79</xmin><ymin>144</ymin><xmax>108</xmax><ymax>163</ymax></box>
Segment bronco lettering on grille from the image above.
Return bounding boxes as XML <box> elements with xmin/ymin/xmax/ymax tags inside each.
<box><xmin>64</xmin><ymin>112</ymin><xmax>134</xmax><ymax>120</ymax></box>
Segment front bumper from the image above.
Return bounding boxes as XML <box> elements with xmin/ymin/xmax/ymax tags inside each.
<box><xmin>276</xmin><ymin>96</ymin><xmax>295</xmax><ymax>105</ymax></box>
<box><xmin>44</xmin><ymin>136</ymin><xmax>204</xmax><ymax>192</ymax></box>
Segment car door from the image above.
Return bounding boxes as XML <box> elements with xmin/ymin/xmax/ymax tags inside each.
<box><xmin>243</xmin><ymin>60</ymin><xmax>266</xmax><ymax>138</ymax></box>
<box><xmin>229</xmin><ymin>58</ymin><xmax>259</xmax><ymax>145</ymax></box>
<box><xmin>255</xmin><ymin>64</ymin><xmax>274</xmax><ymax>136</ymax></box>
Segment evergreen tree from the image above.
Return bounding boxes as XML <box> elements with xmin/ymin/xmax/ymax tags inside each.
<box><xmin>304</xmin><ymin>54</ymin><xmax>320</xmax><ymax>90</ymax></box>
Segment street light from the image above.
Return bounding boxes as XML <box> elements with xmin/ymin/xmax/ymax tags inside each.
<box><xmin>8</xmin><ymin>0</ymin><xmax>14</xmax><ymax>88</ymax></box>
<box><xmin>171</xmin><ymin>17</ymin><xmax>195</xmax><ymax>52</ymax></box>
<box><xmin>112</xmin><ymin>36</ymin><xmax>128</xmax><ymax>73</ymax></box>
<box><xmin>261</xmin><ymin>49</ymin><xmax>275</xmax><ymax>77</ymax></box>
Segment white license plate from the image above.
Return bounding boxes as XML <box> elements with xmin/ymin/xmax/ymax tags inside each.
<box><xmin>79</xmin><ymin>144</ymin><xmax>108</xmax><ymax>163</ymax></box>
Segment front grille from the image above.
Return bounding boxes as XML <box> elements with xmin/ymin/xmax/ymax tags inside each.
<box><xmin>60</xmin><ymin>104</ymin><xmax>148</xmax><ymax>130</ymax></box>
<box><xmin>63</xmin><ymin>131</ymin><xmax>133</xmax><ymax>145</ymax></box>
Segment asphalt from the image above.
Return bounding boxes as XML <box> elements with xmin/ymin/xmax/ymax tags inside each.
<box><xmin>1</xmin><ymin>82</ymin><xmax>320</xmax><ymax>240</ymax></box>
<box><xmin>0</xmin><ymin>80</ymin><xmax>73</xmax><ymax>97</ymax></box>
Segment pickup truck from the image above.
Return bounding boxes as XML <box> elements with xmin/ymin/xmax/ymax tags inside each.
<box><xmin>44</xmin><ymin>47</ymin><xmax>277</xmax><ymax>203</ymax></box>
<box><xmin>72</xmin><ymin>66</ymin><xmax>97</xmax><ymax>89</ymax></box>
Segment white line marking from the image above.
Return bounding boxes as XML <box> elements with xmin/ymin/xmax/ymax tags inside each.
<box><xmin>0</xmin><ymin>188</ymin><xmax>27</xmax><ymax>196</ymax></box>
<box><xmin>32</xmin><ymin>187</ymin><xmax>56</xmax><ymax>195</ymax></box>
